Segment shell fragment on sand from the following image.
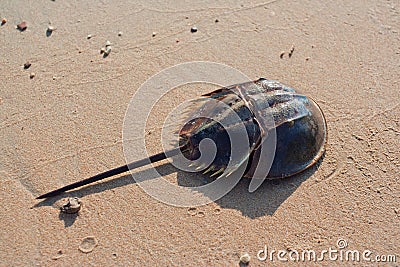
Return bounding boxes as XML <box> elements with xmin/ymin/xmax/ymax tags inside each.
<box><xmin>17</xmin><ymin>21</ymin><xmax>27</xmax><ymax>31</ymax></box>
<box><xmin>24</xmin><ymin>62</ymin><xmax>31</xmax><ymax>69</ymax></box>
<box><xmin>60</xmin><ymin>197</ymin><xmax>81</xmax><ymax>214</ymax></box>
<box><xmin>104</xmin><ymin>46</ymin><xmax>112</xmax><ymax>56</ymax></box>
<box><xmin>78</xmin><ymin>236</ymin><xmax>98</xmax><ymax>253</ymax></box>
<box><xmin>240</xmin><ymin>253</ymin><xmax>251</xmax><ymax>264</ymax></box>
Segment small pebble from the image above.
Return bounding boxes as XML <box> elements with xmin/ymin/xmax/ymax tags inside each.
<box><xmin>100</xmin><ymin>47</ymin><xmax>106</xmax><ymax>54</ymax></box>
<box><xmin>152</xmin><ymin>32</ymin><xmax>156</xmax><ymax>37</ymax></box>
<box><xmin>46</xmin><ymin>25</ymin><xmax>55</xmax><ymax>36</ymax></box>
<box><xmin>79</xmin><ymin>236</ymin><xmax>98</xmax><ymax>253</ymax></box>
<box><xmin>240</xmin><ymin>253</ymin><xmax>251</xmax><ymax>264</ymax></box>
<box><xmin>104</xmin><ymin>46</ymin><xmax>112</xmax><ymax>56</ymax></box>
<box><xmin>215</xmin><ymin>19</ymin><xmax>219</xmax><ymax>23</ymax></box>
<box><xmin>190</xmin><ymin>26</ymin><xmax>198</xmax><ymax>33</ymax></box>
<box><xmin>47</xmin><ymin>25</ymin><xmax>55</xmax><ymax>32</ymax></box>
<box><xmin>17</xmin><ymin>21</ymin><xmax>27</xmax><ymax>31</ymax></box>
<box><xmin>24</xmin><ymin>62</ymin><xmax>31</xmax><ymax>69</ymax></box>
<box><xmin>105</xmin><ymin>40</ymin><xmax>111</xmax><ymax>47</ymax></box>
<box><xmin>29</xmin><ymin>72</ymin><xmax>35</xmax><ymax>79</ymax></box>
<box><xmin>60</xmin><ymin>197</ymin><xmax>81</xmax><ymax>214</ymax></box>
<box><xmin>118</xmin><ymin>31</ymin><xmax>123</xmax><ymax>36</ymax></box>
<box><xmin>87</xmin><ymin>34</ymin><xmax>92</xmax><ymax>39</ymax></box>
<box><xmin>279</xmin><ymin>51</ymin><xmax>285</xmax><ymax>59</ymax></box>
<box><xmin>1</xmin><ymin>18</ymin><xmax>6</xmax><ymax>25</ymax></box>
<box><xmin>288</xmin><ymin>44</ymin><xmax>295</xmax><ymax>58</ymax></box>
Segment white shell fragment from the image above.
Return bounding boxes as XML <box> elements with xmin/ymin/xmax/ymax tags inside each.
<box><xmin>51</xmin><ymin>250</ymin><xmax>65</xmax><ymax>260</ymax></box>
<box><xmin>104</xmin><ymin>46</ymin><xmax>112</xmax><ymax>56</ymax></box>
<box><xmin>78</xmin><ymin>236</ymin><xmax>98</xmax><ymax>253</ymax></box>
<box><xmin>240</xmin><ymin>253</ymin><xmax>251</xmax><ymax>264</ymax></box>
<box><xmin>60</xmin><ymin>197</ymin><xmax>81</xmax><ymax>214</ymax></box>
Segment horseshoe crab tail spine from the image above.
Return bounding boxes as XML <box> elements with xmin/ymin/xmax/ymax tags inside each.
<box><xmin>36</xmin><ymin>146</ymin><xmax>187</xmax><ymax>199</ymax></box>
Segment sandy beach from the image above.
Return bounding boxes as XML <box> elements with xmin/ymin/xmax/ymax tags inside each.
<box><xmin>1</xmin><ymin>0</ymin><xmax>399</xmax><ymax>266</ymax></box>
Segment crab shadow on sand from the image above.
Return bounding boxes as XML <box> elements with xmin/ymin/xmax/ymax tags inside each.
<box><xmin>175</xmin><ymin>156</ymin><xmax>321</xmax><ymax>218</ymax></box>
<box><xmin>34</xmin><ymin>154</ymin><xmax>323</xmax><ymax>226</ymax></box>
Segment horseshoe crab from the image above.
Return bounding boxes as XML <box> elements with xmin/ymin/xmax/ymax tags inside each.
<box><xmin>37</xmin><ymin>78</ymin><xmax>327</xmax><ymax>199</ymax></box>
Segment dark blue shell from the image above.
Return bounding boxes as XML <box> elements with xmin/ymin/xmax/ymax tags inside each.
<box><xmin>179</xmin><ymin>78</ymin><xmax>327</xmax><ymax>179</ymax></box>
